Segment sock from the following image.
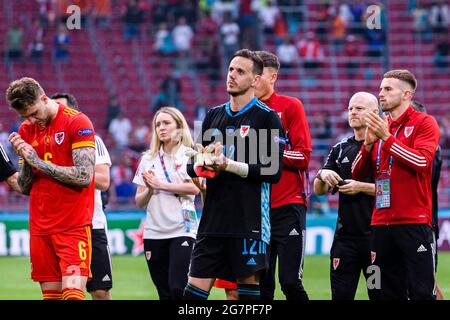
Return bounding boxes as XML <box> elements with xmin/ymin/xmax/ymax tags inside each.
<box><xmin>62</xmin><ymin>288</ymin><xmax>85</xmax><ymax>300</ymax></box>
<box><xmin>42</xmin><ymin>290</ymin><xmax>62</xmax><ymax>300</ymax></box>
<box><xmin>183</xmin><ymin>283</ymin><xmax>209</xmax><ymax>300</ymax></box>
<box><xmin>237</xmin><ymin>283</ymin><xmax>260</xmax><ymax>300</ymax></box>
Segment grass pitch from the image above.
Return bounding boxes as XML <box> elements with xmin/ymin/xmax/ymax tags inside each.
<box><xmin>1</xmin><ymin>253</ymin><xmax>449</xmax><ymax>300</ymax></box>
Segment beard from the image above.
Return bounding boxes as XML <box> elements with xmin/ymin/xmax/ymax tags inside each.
<box><xmin>381</xmin><ymin>103</ymin><xmax>390</xmax><ymax>111</ymax></box>
<box><xmin>227</xmin><ymin>85</ymin><xmax>251</xmax><ymax>97</ymax></box>
<box><xmin>381</xmin><ymin>97</ymin><xmax>402</xmax><ymax>111</ymax></box>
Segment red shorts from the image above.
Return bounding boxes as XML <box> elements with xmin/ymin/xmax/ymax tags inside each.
<box><xmin>214</xmin><ymin>279</ymin><xmax>237</xmax><ymax>290</ymax></box>
<box><xmin>30</xmin><ymin>225</ymin><xmax>92</xmax><ymax>282</ymax></box>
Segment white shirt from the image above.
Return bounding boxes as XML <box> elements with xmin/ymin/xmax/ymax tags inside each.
<box><xmin>134</xmin><ymin>125</ymin><xmax>150</xmax><ymax>145</ymax></box>
<box><xmin>172</xmin><ymin>24</ymin><xmax>193</xmax><ymax>51</ymax></box>
<box><xmin>133</xmin><ymin>144</ymin><xmax>197</xmax><ymax>239</ymax></box>
<box><xmin>276</xmin><ymin>43</ymin><xmax>298</xmax><ymax>64</ymax></box>
<box><xmin>220</xmin><ymin>22</ymin><xmax>240</xmax><ymax>45</ymax></box>
<box><xmin>430</xmin><ymin>4</ymin><xmax>450</xmax><ymax>26</ymax></box>
<box><xmin>93</xmin><ymin>135</ymin><xmax>112</xmax><ymax>229</ymax></box>
<box><xmin>108</xmin><ymin>117</ymin><xmax>132</xmax><ymax>147</ymax></box>
<box><xmin>258</xmin><ymin>5</ymin><xmax>280</xmax><ymax>29</ymax></box>
<box><xmin>153</xmin><ymin>29</ymin><xmax>169</xmax><ymax>50</ymax></box>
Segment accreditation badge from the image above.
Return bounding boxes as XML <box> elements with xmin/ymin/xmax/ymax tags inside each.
<box><xmin>375</xmin><ymin>170</ymin><xmax>391</xmax><ymax>209</ymax></box>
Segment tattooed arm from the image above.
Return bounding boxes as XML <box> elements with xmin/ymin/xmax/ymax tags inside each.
<box><xmin>34</xmin><ymin>147</ymin><xmax>96</xmax><ymax>187</ymax></box>
<box><xmin>17</xmin><ymin>162</ymin><xmax>34</xmax><ymax>195</ymax></box>
<box><xmin>10</xmin><ymin>132</ymin><xmax>95</xmax><ymax>187</ymax></box>
<box><xmin>9</xmin><ymin>133</ymin><xmax>34</xmax><ymax>195</ymax></box>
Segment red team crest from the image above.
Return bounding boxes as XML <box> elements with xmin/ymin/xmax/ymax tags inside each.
<box><xmin>404</xmin><ymin>126</ymin><xmax>414</xmax><ymax>138</ymax></box>
<box><xmin>54</xmin><ymin>131</ymin><xmax>65</xmax><ymax>145</ymax></box>
<box><xmin>332</xmin><ymin>258</ymin><xmax>340</xmax><ymax>270</ymax></box>
<box><xmin>371</xmin><ymin>251</ymin><xmax>376</xmax><ymax>264</ymax></box>
<box><xmin>174</xmin><ymin>160</ymin><xmax>182</xmax><ymax>171</ymax></box>
<box><xmin>145</xmin><ymin>251</ymin><xmax>152</xmax><ymax>261</ymax></box>
<box><xmin>240</xmin><ymin>125</ymin><xmax>250</xmax><ymax>138</ymax></box>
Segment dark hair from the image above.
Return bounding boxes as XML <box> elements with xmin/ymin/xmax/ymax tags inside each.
<box><xmin>383</xmin><ymin>69</ymin><xmax>417</xmax><ymax>91</ymax></box>
<box><xmin>6</xmin><ymin>77</ymin><xmax>45</xmax><ymax>111</ymax></box>
<box><xmin>51</xmin><ymin>92</ymin><xmax>79</xmax><ymax>110</ymax></box>
<box><xmin>411</xmin><ymin>100</ymin><xmax>427</xmax><ymax>113</ymax></box>
<box><xmin>254</xmin><ymin>51</ymin><xmax>280</xmax><ymax>71</ymax></box>
<box><xmin>232</xmin><ymin>49</ymin><xmax>264</xmax><ymax>75</ymax></box>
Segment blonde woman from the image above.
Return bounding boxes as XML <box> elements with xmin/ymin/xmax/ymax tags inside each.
<box><xmin>133</xmin><ymin>107</ymin><xmax>200</xmax><ymax>300</ymax></box>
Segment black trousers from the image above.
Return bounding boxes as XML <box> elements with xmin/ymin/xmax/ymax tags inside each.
<box><xmin>260</xmin><ymin>204</ymin><xmax>309</xmax><ymax>301</ymax></box>
<box><xmin>370</xmin><ymin>224</ymin><xmax>435</xmax><ymax>300</ymax></box>
<box><xmin>86</xmin><ymin>228</ymin><xmax>113</xmax><ymax>292</ymax></box>
<box><xmin>144</xmin><ymin>237</ymin><xmax>194</xmax><ymax>300</ymax></box>
<box><xmin>330</xmin><ymin>236</ymin><xmax>379</xmax><ymax>300</ymax></box>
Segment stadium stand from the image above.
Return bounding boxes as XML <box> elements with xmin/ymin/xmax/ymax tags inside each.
<box><xmin>0</xmin><ymin>0</ymin><xmax>449</xmax><ymax>211</ymax></box>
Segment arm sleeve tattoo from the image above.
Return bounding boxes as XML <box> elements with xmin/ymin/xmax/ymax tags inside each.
<box><xmin>18</xmin><ymin>161</ymin><xmax>34</xmax><ymax>195</ymax></box>
<box><xmin>36</xmin><ymin>147</ymin><xmax>96</xmax><ymax>187</ymax></box>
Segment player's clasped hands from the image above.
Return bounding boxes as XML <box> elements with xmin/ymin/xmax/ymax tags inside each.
<box><xmin>8</xmin><ymin>132</ymin><xmax>26</xmax><ymax>155</ymax></box>
<box><xmin>8</xmin><ymin>132</ymin><xmax>39</xmax><ymax>166</ymax></box>
<box><xmin>185</xmin><ymin>142</ymin><xmax>225</xmax><ymax>178</ymax></box>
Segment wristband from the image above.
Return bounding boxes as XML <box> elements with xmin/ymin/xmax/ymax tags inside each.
<box><xmin>225</xmin><ymin>159</ymin><xmax>249</xmax><ymax>178</ymax></box>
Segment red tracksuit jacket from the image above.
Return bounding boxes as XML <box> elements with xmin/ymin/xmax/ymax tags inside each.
<box><xmin>261</xmin><ymin>92</ymin><xmax>312</xmax><ymax>209</ymax></box>
<box><xmin>352</xmin><ymin>106</ymin><xmax>440</xmax><ymax>227</ymax></box>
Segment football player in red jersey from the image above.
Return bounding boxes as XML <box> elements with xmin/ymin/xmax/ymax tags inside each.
<box><xmin>6</xmin><ymin>77</ymin><xmax>96</xmax><ymax>300</ymax></box>
<box><xmin>254</xmin><ymin>51</ymin><xmax>311</xmax><ymax>301</ymax></box>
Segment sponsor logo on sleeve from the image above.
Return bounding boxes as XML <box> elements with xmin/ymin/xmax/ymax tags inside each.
<box><xmin>78</xmin><ymin>128</ymin><xmax>93</xmax><ymax>136</ymax></box>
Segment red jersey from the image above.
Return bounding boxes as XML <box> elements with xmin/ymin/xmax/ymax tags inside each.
<box><xmin>261</xmin><ymin>93</ymin><xmax>312</xmax><ymax>208</ymax></box>
<box><xmin>19</xmin><ymin>104</ymin><xmax>96</xmax><ymax>235</ymax></box>
<box><xmin>352</xmin><ymin>106</ymin><xmax>440</xmax><ymax>227</ymax></box>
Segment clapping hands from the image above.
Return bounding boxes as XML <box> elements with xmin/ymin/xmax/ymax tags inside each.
<box><xmin>185</xmin><ymin>142</ymin><xmax>225</xmax><ymax>178</ymax></box>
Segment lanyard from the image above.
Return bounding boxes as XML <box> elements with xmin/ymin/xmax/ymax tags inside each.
<box><xmin>376</xmin><ymin>125</ymin><xmax>402</xmax><ymax>174</ymax></box>
<box><xmin>158</xmin><ymin>152</ymin><xmax>172</xmax><ymax>183</ymax></box>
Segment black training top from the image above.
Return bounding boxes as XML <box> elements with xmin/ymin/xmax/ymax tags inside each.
<box><xmin>0</xmin><ymin>143</ymin><xmax>16</xmax><ymax>182</ymax></box>
<box><xmin>322</xmin><ymin>136</ymin><xmax>374</xmax><ymax>238</ymax></box>
<box><xmin>187</xmin><ymin>97</ymin><xmax>284</xmax><ymax>244</ymax></box>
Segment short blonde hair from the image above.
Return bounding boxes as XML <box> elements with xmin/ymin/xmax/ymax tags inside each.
<box><xmin>147</xmin><ymin>107</ymin><xmax>194</xmax><ymax>156</ymax></box>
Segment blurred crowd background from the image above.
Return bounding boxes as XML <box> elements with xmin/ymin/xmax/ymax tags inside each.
<box><xmin>0</xmin><ymin>0</ymin><xmax>449</xmax><ymax>214</ymax></box>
